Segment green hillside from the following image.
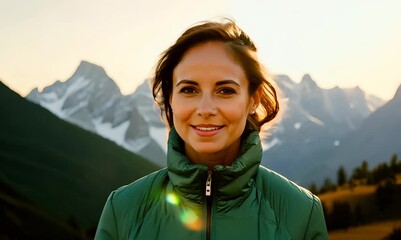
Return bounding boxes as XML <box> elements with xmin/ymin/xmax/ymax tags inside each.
<box><xmin>0</xmin><ymin>178</ymin><xmax>88</xmax><ymax>239</ymax></box>
<box><xmin>0</xmin><ymin>81</ymin><xmax>161</xmax><ymax>230</ymax></box>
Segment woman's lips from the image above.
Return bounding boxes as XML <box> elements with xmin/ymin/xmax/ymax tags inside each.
<box><xmin>194</xmin><ymin>126</ymin><xmax>221</xmax><ymax>131</ymax></box>
<box><xmin>191</xmin><ymin>125</ymin><xmax>223</xmax><ymax>136</ymax></box>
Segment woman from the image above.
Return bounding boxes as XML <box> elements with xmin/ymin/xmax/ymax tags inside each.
<box><xmin>95</xmin><ymin>20</ymin><xmax>328</xmax><ymax>240</ymax></box>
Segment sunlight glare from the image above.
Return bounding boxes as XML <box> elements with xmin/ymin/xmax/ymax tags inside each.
<box><xmin>166</xmin><ymin>193</ymin><xmax>180</xmax><ymax>205</ymax></box>
<box><xmin>180</xmin><ymin>208</ymin><xmax>203</xmax><ymax>231</ymax></box>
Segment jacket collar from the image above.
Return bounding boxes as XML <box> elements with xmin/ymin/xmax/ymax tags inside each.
<box><xmin>167</xmin><ymin>128</ymin><xmax>262</xmax><ymax>204</ymax></box>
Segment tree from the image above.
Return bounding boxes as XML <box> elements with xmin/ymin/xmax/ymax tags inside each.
<box><xmin>353</xmin><ymin>204</ymin><xmax>365</xmax><ymax>226</ymax></box>
<box><xmin>308</xmin><ymin>182</ymin><xmax>318</xmax><ymax>195</ymax></box>
<box><xmin>360</xmin><ymin>160</ymin><xmax>369</xmax><ymax>179</ymax></box>
<box><xmin>375</xmin><ymin>178</ymin><xmax>396</xmax><ymax>210</ymax></box>
<box><xmin>320</xmin><ymin>177</ymin><xmax>336</xmax><ymax>193</ymax></box>
<box><xmin>372</xmin><ymin>162</ymin><xmax>391</xmax><ymax>184</ymax></box>
<box><xmin>337</xmin><ymin>165</ymin><xmax>347</xmax><ymax>186</ymax></box>
<box><xmin>390</xmin><ymin>154</ymin><xmax>400</xmax><ymax>175</ymax></box>
<box><xmin>327</xmin><ymin>201</ymin><xmax>352</xmax><ymax>230</ymax></box>
<box><xmin>351</xmin><ymin>160</ymin><xmax>369</xmax><ymax>184</ymax></box>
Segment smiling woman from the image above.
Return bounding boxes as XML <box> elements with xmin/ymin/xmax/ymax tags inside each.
<box><xmin>95</xmin><ymin>19</ymin><xmax>329</xmax><ymax>240</ymax></box>
<box><xmin>171</xmin><ymin>41</ymin><xmax>257</xmax><ymax>167</ymax></box>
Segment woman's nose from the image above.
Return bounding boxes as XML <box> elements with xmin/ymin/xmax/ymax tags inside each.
<box><xmin>196</xmin><ymin>94</ymin><xmax>217</xmax><ymax>117</ymax></box>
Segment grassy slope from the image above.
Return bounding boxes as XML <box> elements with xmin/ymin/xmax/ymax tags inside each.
<box><xmin>0</xmin><ymin>179</ymin><xmax>88</xmax><ymax>239</ymax></box>
<box><xmin>0</xmin><ymin>81</ymin><xmax>160</xmax><ymax>229</ymax></box>
<box><xmin>320</xmin><ymin>175</ymin><xmax>401</xmax><ymax>220</ymax></box>
<box><xmin>319</xmin><ymin>185</ymin><xmax>376</xmax><ymax>210</ymax></box>
<box><xmin>329</xmin><ymin>220</ymin><xmax>401</xmax><ymax>240</ymax></box>
<box><xmin>319</xmin><ymin>177</ymin><xmax>401</xmax><ymax>238</ymax></box>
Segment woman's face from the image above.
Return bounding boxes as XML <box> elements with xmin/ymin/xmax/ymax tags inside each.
<box><xmin>171</xmin><ymin>41</ymin><xmax>258</xmax><ymax>165</ymax></box>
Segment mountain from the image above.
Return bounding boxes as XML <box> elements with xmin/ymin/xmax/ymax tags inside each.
<box><xmin>0</xmin><ymin>81</ymin><xmax>160</xmax><ymax>229</ymax></box>
<box><xmin>24</xmin><ymin>61</ymin><xmax>388</xmax><ymax>186</ymax></box>
<box><xmin>299</xmin><ymin>84</ymin><xmax>401</xmax><ymax>185</ymax></box>
<box><xmin>262</xmin><ymin>74</ymin><xmax>385</xmax><ymax>184</ymax></box>
<box><xmin>27</xmin><ymin>61</ymin><xmax>167</xmax><ymax>166</ymax></box>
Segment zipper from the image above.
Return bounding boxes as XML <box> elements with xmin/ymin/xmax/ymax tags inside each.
<box><xmin>205</xmin><ymin>170</ymin><xmax>212</xmax><ymax>196</ymax></box>
<box><xmin>205</xmin><ymin>170</ymin><xmax>213</xmax><ymax>240</ymax></box>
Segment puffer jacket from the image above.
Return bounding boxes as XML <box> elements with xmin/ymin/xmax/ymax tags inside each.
<box><xmin>95</xmin><ymin>128</ymin><xmax>328</xmax><ymax>240</ymax></box>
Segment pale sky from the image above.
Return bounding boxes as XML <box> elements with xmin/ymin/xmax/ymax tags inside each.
<box><xmin>1</xmin><ymin>0</ymin><xmax>401</xmax><ymax>100</ymax></box>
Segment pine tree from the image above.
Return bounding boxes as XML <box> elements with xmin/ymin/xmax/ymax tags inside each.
<box><xmin>337</xmin><ymin>165</ymin><xmax>347</xmax><ymax>186</ymax></box>
<box><xmin>308</xmin><ymin>182</ymin><xmax>318</xmax><ymax>195</ymax></box>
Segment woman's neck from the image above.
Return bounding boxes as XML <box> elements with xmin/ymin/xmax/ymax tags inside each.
<box><xmin>184</xmin><ymin>140</ymin><xmax>241</xmax><ymax>167</ymax></box>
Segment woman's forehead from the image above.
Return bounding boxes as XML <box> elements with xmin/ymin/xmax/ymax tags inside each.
<box><xmin>173</xmin><ymin>42</ymin><xmax>247</xmax><ymax>83</ymax></box>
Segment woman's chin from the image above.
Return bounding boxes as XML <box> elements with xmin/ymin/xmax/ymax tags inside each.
<box><xmin>191</xmin><ymin>146</ymin><xmax>221</xmax><ymax>155</ymax></box>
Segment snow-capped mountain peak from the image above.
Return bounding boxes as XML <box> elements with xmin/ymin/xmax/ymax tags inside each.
<box><xmin>26</xmin><ymin>63</ymin><xmax>389</xmax><ymax>178</ymax></box>
<box><xmin>263</xmin><ymin>74</ymin><xmax>386</xmax><ymax>184</ymax></box>
<box><xmin>27</xmin><ymin>61</ymin><xmax>167</xmax><ymax>166</ymax></box>
<box><xmin>299</xmin><ymin>74</ymin><xmax>319</xmax><ymax>91</ymax></box>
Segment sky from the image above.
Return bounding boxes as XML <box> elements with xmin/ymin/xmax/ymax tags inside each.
<box><xmin>1</xmin><ymin>0</ymin><xmax>401</xmax><ymax>100</ymax></box>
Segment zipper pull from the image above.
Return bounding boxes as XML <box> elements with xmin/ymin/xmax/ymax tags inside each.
<box><xmin>205</xmin><ymin>170</ymin><xmax>212</xmax><ymax>196</ymax></box>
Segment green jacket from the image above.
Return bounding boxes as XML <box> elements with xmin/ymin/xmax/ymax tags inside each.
<box><xmin>95</xmin><ymin>129</ymin><xmax>328</xmax><ymax>240</ymax></box>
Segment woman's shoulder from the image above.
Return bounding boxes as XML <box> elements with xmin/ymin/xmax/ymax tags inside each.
<box><xmin>255</xmin><ymin>166</ymin><xmax>327</xmax><ymax>236</ymax></box>
<box><xmin>256</xmin><ymin>167</ymin><xmax>327</xmax><ymax>233</ymax></box>
<box><xmin>109</xmin><ymin>168</ymin><xmax>169</xmax><ymax>209</ymax></box>
<box><xmin>95</xmin><ymin>168</ymin><xmax>169</xmax><ymax>238</ymax></box>
<box><xmin>255</xmin><ymin>165</ymin><xmax>321</xmax><ymax>210</ymax></box>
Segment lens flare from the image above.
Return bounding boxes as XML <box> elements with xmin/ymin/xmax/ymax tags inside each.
<box><xmin>165</xmin><ymin>192</ymin><xmax>203</xmax><ymax>231</ymax></box>
<box><xmin>180</xmin><ymin>208</ymin><xmax>202</xmax><ymax>231</ymax></box>
<box><xmin>166</xmin><ymin>193</ymin><xmax>180</xmax><ymax>205</ymax></box>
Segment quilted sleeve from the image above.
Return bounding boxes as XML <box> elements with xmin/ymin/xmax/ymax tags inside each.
<box><xmin>95</xmin><ymin>191</ymin><xmax>119</xmax><ymax>240</ymax></box>
<box><xmin>304</xmin><ymin>195</ymin><xmax>328</xmax><ymax>240</ymax></box>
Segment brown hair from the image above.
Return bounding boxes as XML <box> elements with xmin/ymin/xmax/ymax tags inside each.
<box><xmin>152</xmin><ymin>19</ymin><xmax>279</xmax><ymax>132</ymax></box>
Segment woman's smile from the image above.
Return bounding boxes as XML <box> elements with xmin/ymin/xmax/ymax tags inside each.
<box><xmin>191</xmin><ymin>124</ymin><xmax>224</xmax><ymax>136</ymax></box>
<box><xmin>170</xmin><ymin>41</ymin><xmax>259</xmax><ymax>166</ymax></box>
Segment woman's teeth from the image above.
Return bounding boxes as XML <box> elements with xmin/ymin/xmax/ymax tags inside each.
<box><xmin>195</xmin><ymin>127</ymin><xmax>221</xmax><ymax>131</ymax></box>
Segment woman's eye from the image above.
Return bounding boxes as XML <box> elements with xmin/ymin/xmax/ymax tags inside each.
<box><xmin>218</xmin><ymin>88</ymin><xmax>236</xmax><ymax>95</ymax></box>
<box><xmin>180</xmin><ymin>87</ymin><xmax>198</xmax><ymax>94</ymax></box>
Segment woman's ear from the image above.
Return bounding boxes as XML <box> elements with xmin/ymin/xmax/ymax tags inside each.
<box><xmin>250</xmin><ymin>87</ymin><xmax>262</xmax><ymax>114</ymax></box>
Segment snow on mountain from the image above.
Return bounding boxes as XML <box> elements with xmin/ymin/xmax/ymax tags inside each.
<box><xmin>26</xmin><ymin>61</ymin><xmax>389</xmax><ymax>182</ymax></box>
<box><xmin>93</xmin><ymin>117</ymin><xmax>129</xmax><ymax>145</ymax></box>
<box><xmin>263</xmin><ymin>74</ymin><xmax>386</xmax><ymax>184</ymax></box>
<box><xmin>299</xmin><ymin>83</ymin><xmax>401</xmax><ymax>186</ymax></box>
<box><xmin>27</xmin><ymin>61</ymin><xmax>167</xmax><ymax>166</ymax></box>
<box><xmin>28</xmin><ymin>61</ymin><xmax>122</xmax><ymax>132</ymax></box>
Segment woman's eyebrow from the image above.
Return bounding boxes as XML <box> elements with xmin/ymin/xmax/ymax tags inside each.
<box><xmin>176</xmin><ymin>79</ymin><xmax>198</xmax><ymax>87</ymax></box>
<box><xmin>176</xmin><ymin>79</ymin><xmax>240</xmax><ymax>87</ymax></box>
<box><xmin>215</xmin><ymin>80</ymin><xmax>240</xmax><ymax>87</ymax></box>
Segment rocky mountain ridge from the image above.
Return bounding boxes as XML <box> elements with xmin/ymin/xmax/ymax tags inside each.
<box><xmin>26</xmin><ymin>61</ymin><xmax>398</xmax><ymax>186</ymax></box>
<box><xmin>27</xmin><ymin>61</ymin><xmax>166</xmax><ymax>166</ymax></box>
